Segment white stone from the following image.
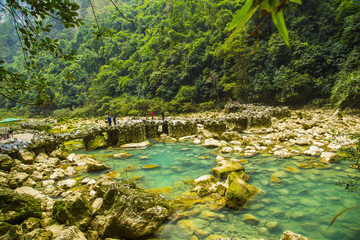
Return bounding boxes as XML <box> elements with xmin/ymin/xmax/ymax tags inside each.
<box><xmin>45</xmin><ymin>185</ymin><xmax>56</xmax><ymax>194</ymax></box>
<box><xmin>202</xmin><ymin>138</ymin><xmax>220</xmax><ymax>148</ymax></box>
<box><xmin>221</xmin><ymin>147</ymin><xmax>233</xmax><ymax>153</ymax></box>
<box><xmin>327</xmin><ymin>142</ymin><xmax>342</xmax><ymax>151</ymax></box>
<box><xmin>57</xmin><ymin>179</ymin><xmax>77</xmax><ymax>189</ymax></box>
<box><xmin>304</xmin><ymin>146</ymin><xmax>324</xmax><ymax>156</ymax></box>
<box><xmin>65</xmin><ymin>166</ymin><xmax>77</xmax><ymax>176</ymax></box>
<box><xmin>245</xmin><ymin>146</ymin><xmax>255</xmax><ymax>151</ymax></box>
<box><xmin>81</xmin><ymin>177</ymin><xmax>92</xmax><ymax>184</ymax></box>
<box><xmin>219</xmin><ymin>140</ymin><xmax>228</xmax><ymax>148</ymax></box>
<box><xmin>320</xmin><ymin>152</ymin><xmax>339</xmax><ymax>163</ymax></box>
<box><xmin>274</xmin><ymin>149</ymin><xmax>294</xmax><ymax>158</ymax></box>
<box><xmin>233</xmin><ymin>146</ymin><xmax>243</xmax><ymax>152</ymax></box>
<box><xmin>265</xmin><ymin>140</ymin><xmax>273</xmax><ymax>146</ymax></box>
<box><xmin>89</xmin><ymin>190</ymin><xmax>96</xmax><ymax>197</ymax></box>
<box><xmin>54</xmin><ymin>226</ymin><xmax>87</xmax><ymax>240</ymax></box>
<box><xmin>244</xmin><ymin>152</ymin><xmax>255</xmax><ymax>157</ymax></box>
<box><xmin>120</xmin><ymin>141</ymin><xmax>151</xmax><ymax>148</ymax></box>
<box><xmin>258</xmin><ymin>146</ymin><xmax>268</xmax><ymax>151</ymax></box>
<box><xmin>50</xmin><ymin>169</ymin><xmax>66</xmax><ymax>180</ymax></box>
<box><xmin>230</xmin><ymin>140</ymin><xmax>242</xmax><ymax>145</ymax></box>
<box><xmin>312</xmin><ymin>141</ymin><xmax>325</xmax><ymax>147</ymax></box>
<box><xmin>43</xmin><ymin>180</ymin><xmax>55</xmax><ymax>187</ymax></box>
<box><xmin>87</xmin><ymin>179</ymin><xmax>96</xmax><ymax>185</ymax></box>
<box><xmin>216</xmin><ymin>155</ymin><xmax>225</xmax><ymax>162</ymax></box>
<box><xmin>92</xmin><ymin>198</ymin><xmax>103</xmax><ymax>214</ymax></box>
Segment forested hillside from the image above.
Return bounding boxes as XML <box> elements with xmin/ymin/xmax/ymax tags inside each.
<box><xmin>0</xmin><ymin>0</ymin><xmax>359</xmax><ymax>117</ymax></box>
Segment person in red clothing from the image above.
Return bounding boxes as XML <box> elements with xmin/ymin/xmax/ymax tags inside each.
<box><xmin>151</xmin><ymin>111</ymin><xmax>154</xmax><ymax>120</ymax></box>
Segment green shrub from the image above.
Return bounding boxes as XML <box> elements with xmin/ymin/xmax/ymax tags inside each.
<box><xmin>331</xmin><ymin>70</ymin><xmax>360</xmax><ymax>109</ymax></box>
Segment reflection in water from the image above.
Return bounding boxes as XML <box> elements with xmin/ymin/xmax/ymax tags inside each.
<box><xmin>75</xmin><ymin>141</ymin><xmax>360</xmax><ymax>240</ymax></box>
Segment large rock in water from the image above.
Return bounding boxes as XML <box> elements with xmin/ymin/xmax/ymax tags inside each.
<box><xmin>212</xmin><ymin>160</ymin><xmax>246</xmax><ymax>179</ymax></box>
<box><xmin>90</xmin><ymin>182</ymin><xmax>172</xmax><ymax>239</ymax></box>
<box><xmin>280</xmin><ymin>230</ymin><xmax>309</xmax><ymax>240</ymax></box>
<box><xmin>0</xmin><ymin>188</ymin><xmax>42</xmax><ymax>224</ymax></box>
<box><xmin>225</xmin><ymin>172</ymin><xmax>258</xmax><ymax>208</ymax></box>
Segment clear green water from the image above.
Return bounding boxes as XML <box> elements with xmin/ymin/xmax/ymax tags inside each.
<box><xmin>75</xmin><ymin>141</ymin><xmax>360</xmax><ymax>240</ymax></box>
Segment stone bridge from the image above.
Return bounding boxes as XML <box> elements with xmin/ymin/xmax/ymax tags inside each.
<box><xmin>0</xmin><ymin>119</ymin><xmax>198</xmax><ymax>154</ymax></box>
<box><xmin>0</xmin><ymin>105</ymin><xmax>290</xmax><ymax>155</ymax></box>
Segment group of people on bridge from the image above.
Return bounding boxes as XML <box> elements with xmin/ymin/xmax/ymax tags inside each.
<box><xmin>107</xmin><ymin>116</ymin><xmax>116</xmax><ymax>126</ymax></box>
<box><xmin>151</xmin><ymin>110</ymin><xmax>165</xmax><ymax>120</ymax></box>
<box><xmin>107</xmin><ymin>110</ymin><xmax>165</xmax><ymax>126</ymax></box>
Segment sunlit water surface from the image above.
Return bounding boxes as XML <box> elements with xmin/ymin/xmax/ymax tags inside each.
<box><xmin>75</xmin><ymin>141</ymin><xmax>360</xmax><ymax>240</ymax></box>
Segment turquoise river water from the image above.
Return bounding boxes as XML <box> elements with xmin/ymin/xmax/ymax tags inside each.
<box><xmin>75</xmin><ymin>140</ymin><xmax>360</xmax><ymax>240</ymax></box>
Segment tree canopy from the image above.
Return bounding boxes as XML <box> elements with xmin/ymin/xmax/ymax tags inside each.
<box><xmin>0</xmin><ymin>0</ymin><xmax>359</xmax><ymax>117</ymax></box>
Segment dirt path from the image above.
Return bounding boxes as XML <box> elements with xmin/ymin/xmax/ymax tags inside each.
<box><xmin>1</xmin><ymin>133</ymin><xmax>34</xmax><ymax>142</ymax></box>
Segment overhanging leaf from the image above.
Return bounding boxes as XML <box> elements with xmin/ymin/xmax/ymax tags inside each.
<box><xmin>271</xmin><ymin>9</ymin><xmax>289</xmax><ymax>46</ymax></box>
<box><xmin>228</xmin><ymin>0</ymin><xmax>259</xmax><ymax>30</ymax></box>
<box><xmin>289</xmin><ymin>0</ymin><xmax>302</xmax><ymax>4</ymax></box>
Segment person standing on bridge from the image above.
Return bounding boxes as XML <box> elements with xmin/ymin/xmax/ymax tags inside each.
<box><xmin>161</xmin><ymin>110</ymin><xmax>165</xmax><ymax>120</ymax></box>
<box><xmin>151</xmin><ymin>111</ymin><xmax>154</xmax><ymax>120</ymax></box>
<box><xmin>107</xmin><ymin>115</ymin><xmax>112</xmax><ymax>126</ymax></box>
<box><xmin>113</xmin><ymin>116</ymin><xmax>117</xmax><ymax>125</ymax></box>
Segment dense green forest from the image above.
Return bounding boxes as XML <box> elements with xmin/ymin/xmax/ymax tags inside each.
<box><xmin>0</xmin><ymin>0</ymin><xmax>359</xmax><ymax>117</ymax></box>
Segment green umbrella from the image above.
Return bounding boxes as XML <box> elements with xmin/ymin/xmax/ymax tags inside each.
<box><xmin>0</xmin><ymin>118</ymin><xmax>21</xmax><ymax>124</ymax></box>
<box><xmin>0</xmin><ymin>118</ymin><xmax>21</xmax><ymax>139</ymax></box>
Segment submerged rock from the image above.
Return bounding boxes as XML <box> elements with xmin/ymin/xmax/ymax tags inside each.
<box><xmin>113</xmin><ymin>152</ymin><xmax>133</xmax><ymax>159</ymax></box>
<box><xmin>297</xmin><ymin>162</ymin><xmax>313</xmax><ymax>169</ymax></box>
<box><xmin>142</xmin><ymin>164</ymin><xmax>160</xmax><ymax>169</ymax></box>
<box><xmin>312</xmin><ymin>162</ymin><xmax>331</xmax><ymax>169</ymax></box>
<box><xmin>244</xmin><ymin>214</ymin><xmax>259</xmax><ymax>225</ymax></box>
<box><xmin>90</xmin><ymin>182</ymin><xmax>172</xmax><ymax>239</ymax></box>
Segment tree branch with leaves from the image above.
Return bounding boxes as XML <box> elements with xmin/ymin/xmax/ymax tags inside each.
<box><xmin>0</xmin><ymin>0</ymin><xmax>82</xmax><ymax>106</ymax></box>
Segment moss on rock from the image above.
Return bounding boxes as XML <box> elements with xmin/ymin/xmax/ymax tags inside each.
<box><xmin>84</xmin><ymin>135</ymin><xmax>107</xmax><ymax>150</ymax></box>
<box><xmin>52</xmin><ymin>193</ymin><xmax>93</xmax><ymax>231</ymax></box>
<box><xmin>0</xmin><ymin>188</ymin><xmax>42</xmax><ymax>224</ymax></box>
<box><xmin>225</xmin><ymin>172</ymin><xmax>258</xmax><ymax>208</ymax></box>
<box><xmin>212</xmin><ymin>160</ymin><xmax>245</xmax><ymax>179</ymax></box>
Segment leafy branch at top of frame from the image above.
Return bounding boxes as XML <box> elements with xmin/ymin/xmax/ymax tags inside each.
<box><xmin>0</xmin><ymin>0</ymin><xmax>83</xmax><ymax>105</ymax></box>
<box><xmin>227</xmin><ymin>0</ymin><xmax>302</xmax><ymax>51</ymax></box>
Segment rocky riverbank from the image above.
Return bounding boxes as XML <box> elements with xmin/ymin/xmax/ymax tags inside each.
<box><xmin>0</xmin><ymin>105</ymin><xmax>359</xmax><ymax>239</ymax></box>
